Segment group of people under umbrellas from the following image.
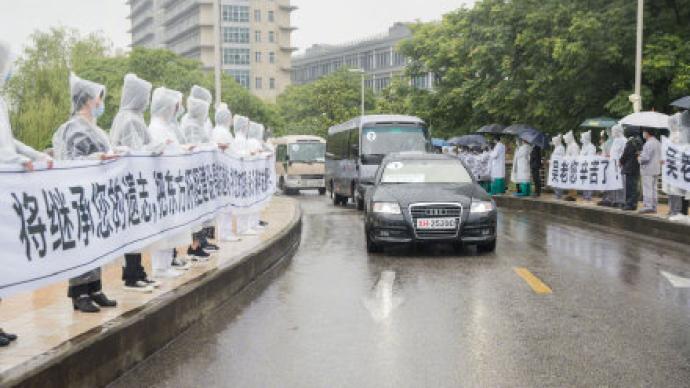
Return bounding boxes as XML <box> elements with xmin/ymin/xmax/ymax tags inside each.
<box><xmin>0</xmin><ymin>41</ymin><xmax>274</xmax><ymax>345</ymax></box>
<box><xmin>444</xmin><ymin>105</ymin><xmax>690</xmax><ymax>222</ymax></box>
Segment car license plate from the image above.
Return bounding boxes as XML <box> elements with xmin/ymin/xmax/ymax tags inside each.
<box><xmin>416</xmin><ymin>218</ymin><xmax>457</xmax><ymax>230</ymax></box>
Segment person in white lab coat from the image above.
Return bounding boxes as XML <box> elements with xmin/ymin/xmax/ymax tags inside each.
<box><xmin>638</xmin><ymin>128</ymin><xmax>661</xmax><ymax>214</ymax></box>
<box><xmin>579</xmin><ymin>130</ymin><xmax>597</xmax><ymax>201</ymax></box>
<box><xmin>511</xmin><ymin>139</ymin><xmax>532</xmax><ymax>196</ymax></box>
<box><xmin>489</xmin><ymin>136</ymin><xmax>506</xmax><ymax>195</ymax></box>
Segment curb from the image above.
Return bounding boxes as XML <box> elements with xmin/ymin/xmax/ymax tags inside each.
<box><xmin>2</xmin><ymin>199</ymin><xmax>303</xmax><ymax>388</ymax></box>
<box><xmin>494</xmin><ymin>196</ymin><xmax>690</xmax><ymax>245</ymax></box>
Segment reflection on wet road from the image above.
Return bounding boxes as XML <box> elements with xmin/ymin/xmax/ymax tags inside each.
<box><xmin>111</xmin><ymin>193</ymin><xmax>690</xmax><ymax>387</ymax></box>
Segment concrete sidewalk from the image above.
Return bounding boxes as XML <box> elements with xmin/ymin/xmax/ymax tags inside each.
<box><xmin>495</xmin><ymin>193</ymin><xmax>690</xmax><ymax>245</ymax></box>
<box><xmin>0</xmin><ymin>196</ymin><xmax>301</xmax><ymax>388</ymax></box>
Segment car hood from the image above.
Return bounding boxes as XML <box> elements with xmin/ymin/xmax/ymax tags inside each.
<box><xmin>372</xmin><ymin>183</ymin><xmax>483</xmax><ymax>207</ymax></box>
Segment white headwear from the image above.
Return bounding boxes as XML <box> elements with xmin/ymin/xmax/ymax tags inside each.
<box><xmin>551</xmin><ymin>134</ymin><xmax>563</xmax><ymax>148</ymax></box>
<box><xmin>69</xmin><ymin>73</ymin><xmax>105</xmax><ymax>115</ymax></box>
<box><xmin>181</xmin><ymin>96</ymin><xmax>210</xmax><ymax>144</ymax></box>
<box><xmin>190</xmin><ymin>85</ymin><xmax>212</xmax><ymax>104</ymax></box>
<box><xmin>580</xmin><ymin>130</ymin><xmax>591</xmax><ymax>145</ymax></box>
<box><xmin>110</xmin><ymin>74</ymin><xmax>152</xmax><ymax>149</ymax></box>
<box><xmin>215</xmin><ymin>103</ymin><xmax>232</xmax><ymax>129</ymax></box>
<box><xmin>149</xmin><ymin>87</ymin><xmax>181</xmax><ymax>146</ymax></box>
<box><xmin>211</xmin><ymin>103</ymin><xmax>234</xmax><ymax>145</ymax></box>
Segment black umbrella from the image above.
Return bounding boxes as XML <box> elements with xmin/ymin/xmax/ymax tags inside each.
<box><xmin>671</xmin><ymin>96</ymin><xmax>690</xmax><ymax>110</ymax></box>
<box><xmin>518</xmin><ymin>128</ymin><xmax>549</xmax><ymax>149</ymax></box>
<box><xmin>448</xmin><ymin>134</ymin><xmax>488</xmax><ymax>147</ymax></box>
<box><xmin>476</xmin><ymin>124</ymin><xmax>505</xmax><ymax>134</ymax></box>
<box><xmin>503</xmin><ymin>124</ymin><xmax>537</xmax><ymax>135</ymax></box>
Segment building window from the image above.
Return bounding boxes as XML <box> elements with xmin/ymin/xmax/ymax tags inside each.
<box><xmin>268</xmin><ymin>11</ymin><xmax>274</xmax><ymax>22</ymax></box>
<box><xmin>412</xmin><ymin>74</ymin><xmax>429</xmax><ymax>89</ymax></box>
<box><xmin>222</xmin><ymin>5</ymin><xmax>249</xmax><ymax>22</ymax></box>
<box><xmin>223</xmin><ymin>27</ymin><xmax>250</xmax><ymax>44</ymax></box>
<box><xmin>254</xmin><ymin>10</ymin><xmax>261</xmax><ymax>22</ymax></box>
<box><xmin>255</xmin><ymin>77</ymin><xmax>263</xmax><ymax>89</ymax></box>
<box><xmin>255</xmin><ymin>30</ymin><xmax>261</xmax><ymax>42</ymax></box>
<box><xmin>255</xmin><ymin>51</ymin><xmax>262</xmax><ymax>63</ymax></box>
<box><xmin>269</xmin><ymin>78</ymin><xmax>276</xmax><ymax>89</ymax></box>
<box><xmin>268</xmin><ymin>31</ymin><xmax>275</xmax><ymax>43</ymax></box>
<box><xmin>269</xmin><ymin>52</ymin><xmax>275</xmax><ymax>64</ymax></box>
<box><xmin>226</xmin><ymin>69</ymin><xmax>250</xmax><ymax>89</ymax></box>
<box><xmin>393</xmin><ymin>51</ymin><xmax>406</xmax><ymax>66</ymax></box>
<box><xmin>223</xmin><ymin>48</ymin><xmax>250</xmax><ymax>65</ymax></box>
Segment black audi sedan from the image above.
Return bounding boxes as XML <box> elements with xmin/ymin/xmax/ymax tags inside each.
<box><xmin>363</xmin><ymin>152</ymin><xmax>497</xmax><ymax>253</ymax></box>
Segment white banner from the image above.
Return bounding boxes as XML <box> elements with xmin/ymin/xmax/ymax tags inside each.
<box><xmin>0</xmin><ymin>148</ymin><xmax>275</xmax><ymax>298</ymax></box>
<box><xmin>547</xmin><ymin>155</ymin><xmax>623</xmax><ymax>191</ymax></box>
<box><xmin>661</xmin><ymin>137</ymin><xmax>690</xmax><ymax>192</ymax></box>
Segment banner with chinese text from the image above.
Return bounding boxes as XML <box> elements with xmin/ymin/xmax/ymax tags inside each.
<box><xmin>547</xmin><ymin>155</ymin><xmax>623</xmax><ymax>191</ymax></box>
<box><xmin>661</xmin><ymin>137</ymin><xmax>690</xmax><ymax>192</ymax></box>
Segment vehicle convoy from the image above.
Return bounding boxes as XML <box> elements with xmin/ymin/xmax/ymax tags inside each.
<box><xmin>325</xmin><ymin>115</ymin><xmax>430</xmax><ymax>210</ymax></box>
<box><xmin>271</xmin><ymin>135</ymin><xmax>327</xmax><ymax>195</ymax></box>
<box><xmin>363</xmin><ymin>152</ymin><xmax>497</xmax><ymax>253</ymax></box>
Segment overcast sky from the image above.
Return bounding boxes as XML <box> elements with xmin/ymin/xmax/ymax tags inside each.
<box><xmin>0</xmin><ymin>0</ymin><xmax>475</xmax><ymax>56</ymax></box>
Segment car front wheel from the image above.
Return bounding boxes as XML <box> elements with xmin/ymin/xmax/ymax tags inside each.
<box><xmin>365</xmin><ymin>228</ymin><xmax>382</xmax><ymax>253</ymax></box>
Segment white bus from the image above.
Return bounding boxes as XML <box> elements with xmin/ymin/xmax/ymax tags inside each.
<box><xmin>271</xmin><ymin>135</ymin><xmax>327</xmax><ymax>195</ymax></box>
<box><xmin>325</xmin><ymin>115</ymin><xmax>430</xmax><ymax>209</ymax></box>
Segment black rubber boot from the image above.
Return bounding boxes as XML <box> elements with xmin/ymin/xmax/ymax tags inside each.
<box><xmin>90</xmin><ymin>292</ymin><xmax>117</xmax><ymax>308</ymax></box>
<box><xmin>73</xmin><ymin>296</ymin><xmax>100</xmax><ymax>313</ymax></box>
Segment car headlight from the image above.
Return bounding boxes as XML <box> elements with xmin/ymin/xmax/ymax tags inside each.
<box><xmin>372</xmin><ymin>202</ymin><xmax>401</xmax><ymax>214</ymax></box>
<box><xmin>470</xmin><ymin>201</ymin><xmax>494</xmax><ymax>214</ymax></box>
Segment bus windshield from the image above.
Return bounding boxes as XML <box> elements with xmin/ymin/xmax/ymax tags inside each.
<box><xmin>361</xmin><ymin>126</ymin><xmax>428</xmax><ymax>156</ymax></box>
<box><xmin>288</xmin><ymin>143</ymin><xmax>326</xmax><ymax>163</ymax></box>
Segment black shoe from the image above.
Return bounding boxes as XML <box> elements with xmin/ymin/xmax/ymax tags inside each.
<box><xmin>73</xmin><ymin>296</ymin><xmax>100</xmax><ymax>313</ymax></box>
<box><xmin>202</xmin><ymin>242</ymin><xmax>220</xmax><ymax>251</ymax></box>
<box><xmin>0</xmin><ymin>336</ymin><xmax>9</xmax><ymax>347</ymax></box>
<box><xmin>188</xmin><ymin>246</ymin><xmax>210</xmax><ymax>258</ymax></box>
<box><xmin>259</xmin><ymin>220</ymin><xmax>268</xmax><ymax>227</ymax></box>
<box><xmin>90</xmin><ymin>292</ymin><xmax>117</xmax><ymax>308</ymax></box>
<box><xmin>597</xmin><ymin>200</ymin><xmax>612</xmax><ymax>207</ymax></box>
<box><xmin>564</xmin><ymin>196</ymin><xmax>576</xmax><ymax>202</ymax></box>
<box><xmin>0</xmin><ymin>329</ymin><xmax>17</xmax><ymax>342</ymax></box>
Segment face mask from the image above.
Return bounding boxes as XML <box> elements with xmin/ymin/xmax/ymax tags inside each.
<box><xmin>92</xmin><ymin>103</ymin><xmax>105</xmax><ymax>118</ymax></box>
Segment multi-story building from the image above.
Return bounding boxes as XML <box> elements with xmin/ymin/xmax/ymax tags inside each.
<box><xmin>128</xmin><ymin>0</ymin><xmax>296</xmax><ymax>102</ymax></box>
<box><xmin>291</xmin><ymin>23</ymin><xmax>434</xmax><ymax>93</ymax></box>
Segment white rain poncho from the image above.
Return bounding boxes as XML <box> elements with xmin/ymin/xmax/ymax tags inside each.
<box><xmin>180</xmin><ymin>96</ymin><xmax>211</xmax><ymax>144</ymax></box>
<box><xmin>149</xmin><ymin>87</ymin><xmax>182</xmax><ymax>147</ymax></box>
<box><xmin>230</xmin><ymin>115</ymin><xmax>250</xmax><ymax>156</ymax></box>
<box><xmin>511</xmin><ymin>140</ymin><xmax>532</xmax><ymax>183</ymax></box>
<box><xmin>211</xmin><ymin>103</ymin><xmax>234</xmax><ymax>144</ymax></box>
<box><xmin>563</xmin><ymin>130</ymin><xmax>580</xmax><ymax>157</ymax></box>
<box><xmin>247</xmin><ymin>121</ymin><xmax>265</xmax><ymax>153</ymax></box>
<box><xmin>110</xmin><ymin>74</ymin><xmax>153</xmax><ymax>150</ymax></box>
<box><xmin>169</xmin><ymin>90</ymin><xmax>187</xmax><ymax>144</ymax></box>
<box><xmin>579</xmin><ymin>130</ymin><xmax>596</xmax><ymax>156</ymax></box>
<box><xmin>0</xmin><ymin>42</ymin><xmax>50</xmax><ymax>164</ymax></box>
<box><xmin>664</xmin><ymin>114</ymin><xmax>685</xmax><ymax>196</ymax></box>
<box><xmin>489</xmin><ymin>141</ymin><xmax>506</xmax><ymax>179</ymax></box>
<box><xmin>52</xmin><ymin>74</ymin><xmax>111</xmax><ymax>160</ymax></box>
<box><xmin>551</xmin><ymin>134</ymin><xmax>565</xmax><ymax>158</ymax></box>
<box><xmin>183</xmin><ymin>85</ymin><xmax>213</xmax><ymax>135</ymax></box>
<box><xmin>609</xmin><ymin>125</ymin><xmax>627</xmax><ymax>162</ymax></box>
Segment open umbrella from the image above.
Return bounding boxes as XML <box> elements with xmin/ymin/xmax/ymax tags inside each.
<box><xmin>448</xmin><ymin>135</ymin><xmax>488</xmax><ymax>147</ymax></box>
<box><xmin>503</xmin><ymin>124</ymin><xmax>537</xmax><ymax>135</ymax></box>
<box><xmin>619</xmin><ymin>112</ymin><xmax>669</xmax><ymax>129</ymax></box>
<box><xmin>476</xmin><ymin>124</ymin><xmax>505</xmax><ymax>134</ymax></box>
<box><xmin>671</xmin><ymin>96</ymin><xmax>690</xmax><ymax>110</ymax></box>
<box><xmin>518</xmin><ymin>128</ymin><xmax>549</xmax><ymax>149</ymax></box>
<box><xmin>431</xmin><ymin>138</ymin><xmax>448</xmax><ymax>148</ymax></box>
<box><xmin>580</xmin><ymin>117</ymin><xmax>618</xmax><ymax>128</ymax></box>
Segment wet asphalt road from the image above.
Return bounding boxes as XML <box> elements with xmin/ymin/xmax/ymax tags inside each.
<box><xmin>110</xmin><ymin>193</ymin><xmax>690</xmax><ymax>387</ymax></box>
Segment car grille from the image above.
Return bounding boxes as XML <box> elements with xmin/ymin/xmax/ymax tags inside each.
<box><xmin>409</xmin><ymin>203</ymin><xmax>462</xmax><ymax>239</ymax></box>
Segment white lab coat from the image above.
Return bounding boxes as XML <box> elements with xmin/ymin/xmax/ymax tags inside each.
<box><xmin>511</xmin><ymin>143</ymin><xmax>532</xmax><ymax>183</ymax></box>
<box><xmin>489</xmin><ymin>142</ymin><xmax>506</xmax><ymax>179</ymax></box>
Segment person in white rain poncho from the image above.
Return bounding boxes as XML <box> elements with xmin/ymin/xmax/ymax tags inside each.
<box><xmin>602</xmin><ymin>125</ymin><xmax>628</xmax><ymax>208</ymax></box>
<box><xmin>488</xmin><ymin>136</ymin><xmax>506</xmax><ymax>195</ymax></box>
<box><xmin>180</xmin><ymin>94</ymin><xmax>217</xmax><ymax>258</ymax></box>
<box><xmin>562</xmin><ymin>130</ymin><xmax>580</xmax><ymax>201</ymax></box>
<box><xmin>147</xmin><ymin>87</ymin><xmax>193</xmax><ymax>277</ymax></box>
<box><xmin>665</xmin><ymin>114</ymin><xmax>688</xmax><ymax>222</ymax></box>
<box><xmin>580</xmin><ymin>130</ymin><xmax>597</xmax><ymax>201</ymax></box>
<box><xmin>232</xmin><ymin>117</ymin><xmax>260</xmax><ymax>235</ymax></box>
<box><xmin>246</xmin><ymin>121</ymin><xmax>269</xmax><ymax>233</ymax></box>
<box><xmin>550</xmin><ymin>134</ymin><xmax>566</xmax><ymax>199</ymax></box>
<box><xmin>109</xmin><ymin>74</ymin><xmax>159</xmax><ymax>293</ymax></box>
<box><xmin>0</xmin><ymin>41</ymin><xmax>52</xmax><ymax>345</ymax></box>
<box><xmin>511</xmin><ymin>139</ymin><xmax>532</xmax><ymax>196</ymax></box>
<box><xmin>212</xmin><ymin>104</ymin><xmax>242</xmax><ymax>242</ymax></box>
<box><xmin>182</xmin><ymin>85</ymin><xmax>214</xmax><ymax>136</ymax></box>
<box><xmin>52</xmin><ymin>74</ymin><xmax>118</xmax><ymax>313</ymax></box>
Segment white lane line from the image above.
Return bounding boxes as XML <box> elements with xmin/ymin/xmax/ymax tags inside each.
<box><xmin>363</xmin><ymin>270</ymin><xmax>403</xmax><ymax>322</ymax></box>
<box><xmin>661</xmin><ymin>271</ymin><xmax>690</xmax><ymax>288</ymax></box>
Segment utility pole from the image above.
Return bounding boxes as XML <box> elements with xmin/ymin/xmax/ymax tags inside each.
<box><xmin>630</xmin><ymin>0</ymin><xmax>644</xmax><ymax>113</ymax></box>
<box><xmin>214</xmin><ymin>0</ymin><xmax>222</xmax><ymax>106</ymax></box>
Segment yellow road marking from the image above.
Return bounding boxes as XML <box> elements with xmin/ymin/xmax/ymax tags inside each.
<box><xmin>514</xmin><ymin>267</ymin><xmax>553</xmax><ymax>294</ymax></box>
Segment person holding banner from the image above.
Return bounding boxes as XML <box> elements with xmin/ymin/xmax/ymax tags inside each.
<box><xmin>563</xmin><ymin>131</ymin><xmax>580</xmax><ymax>201</ymax></box>
<box><xmin>580</xmin><ymin>131</ymin><xmax>597</xmax><ymax>201</ymax></box>
<box><xmin>638</xmin><ymin>128</ymin><xmax>661</xmax><ymax>214</ymax></box>
<box><xmin>620</xmin><ymin>128</ymin><xmax>643</xmax><ymax>211</ymax></box>
<box><xmin>247</xmin><ymin>122</ymin><xmax>269</xmax><ymax>232</ymax></box>
<box><xmin>52</xmin><ymin>74</ymin><xmax>118</xmax><ymax>313</ymax></box>
<box><xmin>182</xmin><ymin>85</ymin><xmax>214</xmax><ymax>137</ymax></box>
<box><xmin>666</xmin><ymin>114</ymin><xmax>687</xmax><ymax>221</ymax></box>
<box><xmin>212</xmin><ymin>104</ymin><xmax>242</xmax><ymax>242</ymax></box>
<box><xmin>511</xmin><ymin>139</ymin><xmax>532</xmax><ymax>196</ymax></box>
<box><xmin>550</xmin><ymin>135</ymin><xmax>566</xmax><ymax>199</ymax></box>
<box><xmin>489</xmin><ymin>136</ymin><xmax>506</xmax><ymax>195</ymax></box>
<box><xmin>609</xmin><ymin>125</ymin><xmax>628</xmax><ymax>208</ymax></box>
<box><xmin>110</xmin><ymin>73</ymin><xmax>160</xmax><ymax>293</ymax></box>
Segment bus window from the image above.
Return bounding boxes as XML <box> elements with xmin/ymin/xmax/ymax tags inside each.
<box><xmin>289</xmin><ymin>142</ymin><xmax>325</xmax><ymax>162</ymax></box>
<box><xmin>349</xmin><ymin>127</ymin><xmax>360</xmax><ymax>158</ymax></box>
<box><xmin>276</xmin><ymin>144</ymin><xmax>287</xmax><ymax>162</ymax></box>
<box><xmin>361</xmin><ymin>126</ymin><xmax>428</xmax><ymax>156</ymax></box>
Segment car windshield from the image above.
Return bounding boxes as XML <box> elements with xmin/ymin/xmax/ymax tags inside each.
<box><xmin>361</xmin><ymin>126</ymin><xmax>428</xmax><ymax>155</ymax></box>
<box><xmin>288</xmin><ymin>143</ymin><xmax>326</xmax><ymax>162</ymax></box>
<box><xmin>380</xmin><ymin>159</ymin><xmax>473</xmax><ymax>184</ymax></box>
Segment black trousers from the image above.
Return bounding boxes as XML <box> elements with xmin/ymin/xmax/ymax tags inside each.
<box><xmin>68</xmin><ymin>280</ymin><xmax>102</xmax><ymax>298</ymax></box>
<box><xmin>624</xmin><ymin>174</ymin><xmax>639</xmax><ymax>208</ymax></box>
<box><xmin>531</xmin><ymin>168</ymin><xmax>542</xmax><ymax>196</ymax></box>
<box><xmin>122</xmin><ymin>254</ymin><xmax>147</xmax><ymax>285</ymax></box>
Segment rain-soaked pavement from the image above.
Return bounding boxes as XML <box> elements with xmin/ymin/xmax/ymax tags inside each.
<box><xmin>110</xmin><ymin>193</ymin><xmax>690</xmax><ymax>387</ymax></box>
